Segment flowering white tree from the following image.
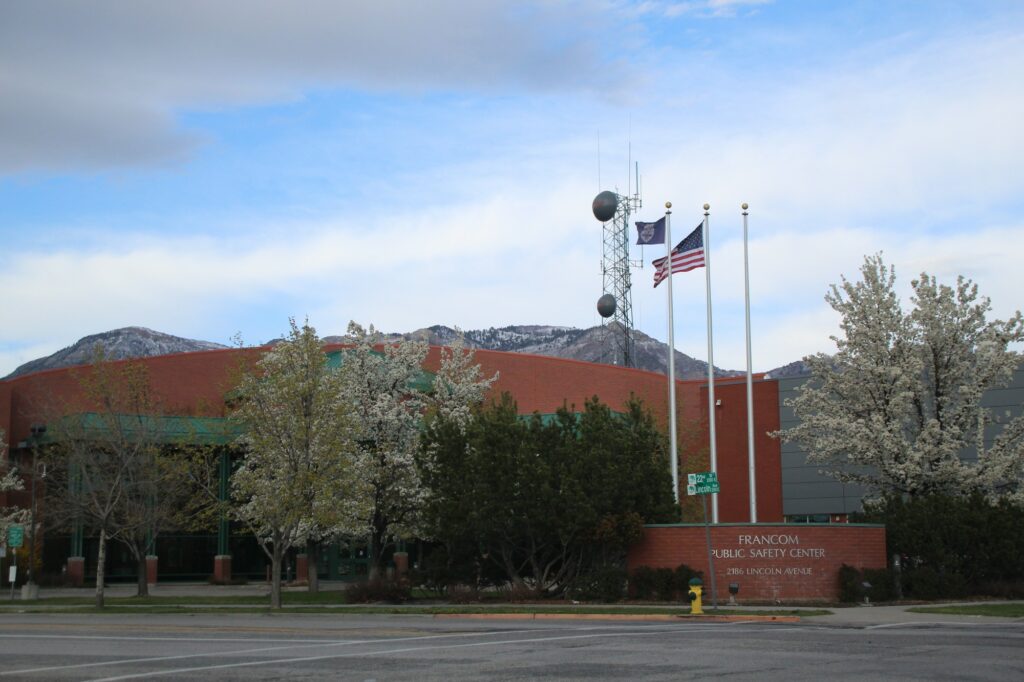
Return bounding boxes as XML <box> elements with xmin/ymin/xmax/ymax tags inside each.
<box><xmin>338</xmin><ymin>322</ymin><xmax>496</xmax><ymax>579</ymax></box>
<box><xmin>429</xmin><ymin>332</ymin><xmax>498</xmax><ymax>432</ymax></box>
<box><xmin>231</xmin><ymin>320</ymin><xmax>368</xmax><ymax>608</ymax></box>
<box><xmin>337</xmin><ymin>322</ymin><xmax>428</xmax><ymax>579</ymax></box>
<box><xmin>0</xmin><ymin>431</ymin><xmax>28</xmax><ymax>538</ymax></box>
<box><xmin>777</xmin><ymin>254</ymin><xmax>1024</xmax><ymax>501</ymax></box>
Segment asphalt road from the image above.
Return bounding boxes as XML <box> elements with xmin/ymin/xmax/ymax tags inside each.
<box><xmin>0</xmin><ymin>613</ymin><xmax>1020</xmax><ymax>681</ymax></box>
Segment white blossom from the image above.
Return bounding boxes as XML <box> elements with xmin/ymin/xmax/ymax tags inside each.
<box><xmin>338</xmin><ymin>321</ymin><xmax>495</xmax><ymax>576</ymax></box>
<box><xmin>231</xmin><ymin>319</ymin><xmax>368</xmax><ymax>606</ymax></box>
<box><xmin>430</xmin><ymin>330</ymin><xmax>498</xmax><ymax>431</ymax></box>
<box><xmin>776</xmin><ymin>254</ymin><xmax>1024</xmax><ymax>501</ymax></box>
<box><xmin>0</xmin><ymin>431</ymin><xmax>28</xmax><ymax>538</ymax></box>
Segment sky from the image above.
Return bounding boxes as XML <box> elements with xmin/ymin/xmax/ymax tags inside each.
<box><xmin>2</xmin><ymin>0</ymin><xmax>1023</xmax><ymax>376</ymax></box>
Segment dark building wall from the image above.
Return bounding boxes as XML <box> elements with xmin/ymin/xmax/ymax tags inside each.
<box><xmin>778</xmin><ymin>376</ymin><xmax>866</xmax><ymax>517</ymax></box>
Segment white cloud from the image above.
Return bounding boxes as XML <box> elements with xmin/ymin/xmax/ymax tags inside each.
<box><xmin>0</xmin><ymin>178</ymin><xmax>603</xmax><ymax>374</ymax></box>
<box><xmin>634</xmin><ymin>29</ymin><xmax>1024</xmax><ymax>225</ymax></box>
<box><xmin>0</xmin><ymin>1</ymin><xmax>622</xmax><ymax>173</ymax></box>
<box><xmin>663</xmin><ymin>0</ymin><xmax>772</xmax><ymax>19</ymax></box>
<box><xmin>2</xmin><ymin>5</ymin><xmax>1022</xmax><ymax>377</ymax></box>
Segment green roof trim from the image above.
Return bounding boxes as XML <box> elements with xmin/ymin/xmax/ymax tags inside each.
<box><xmin>48</xmin><ymin>413</ymin><xmax>242</xmax><ymax>446</ymax></box>
<box><xmin>325</xmin><ymin>349</ymin><xmax>436</xmax><ymax>393</ymax></box>
<box><xmin>36</xmin><ymin>408</ymin><xmax>616</xmax><ymax>448</ymax></box>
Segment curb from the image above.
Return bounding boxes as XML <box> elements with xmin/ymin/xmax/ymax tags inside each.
<box><xmin>434</xmin><ymin>613</ymin><xmax>801</xmax><ymax>623</ymax></box>
<box><xmin>682</xmin><ymin>614</ymin><xmax>801</xmax><ymax>623</ymax></box>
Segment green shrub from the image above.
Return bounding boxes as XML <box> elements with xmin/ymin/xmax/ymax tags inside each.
<box><xmin>859</xmin><ymin>493</ymin><xmax>1024</xmax><ymax>599</ymax></box>
<box><xmin>653</xmin><ymin>567</ymin><xmax>676</xmax><ymax>601</ymax></box>
<box><xmin>345</xmin><ymin>578</ymin><xmax>412</xmax><ymax>604</ymax></box>
<box><xmin>629</xmin><ymin>564</ymin><xmax>704</xmax><ymax>601</ymax></box>
<box><xmin>838</xmin><ymin>564</ymin><xmax>863</xmax><ymax>603</ymax></box>
<box><xmin>862</xmin><ymin>567</ymin><xmax>898</xmax><ymax>602</ymax></box>
<box><xmin>445</xmin><ymin>584</ymin><xmax>481</xmax><ymax>603</ymax></box>
<box><xmin>838</xmin><ymin>564</ymin><xmax>898</xmax><ymax>603</ymax></box>
<box><xmin>500</xmin><ymin>583</ymin><xmax>543</xmax><ymax>602</ymax></box>
<box><xmin>630</xmin><ymin>566</ymin><xmax>657</xmax><ymax>600</ymax></box>
<box><xmin>904</xmin><ymin>567</ymin><xmax>967</xmax><ymax>601</ymax></box>
<box><xmin>673</xmin><ymin>563</ymin><xmax>703</xmax><ymax>597</ymax></box>
<box><xmin>571</xmin><ymin>566</ymin><xmax>628</xmax><ymax>602</ymax></box>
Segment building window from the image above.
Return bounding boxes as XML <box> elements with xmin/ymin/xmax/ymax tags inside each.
<box><xmin>786</xmin><ymin>514</ymin><xmax>831</xmax><ymax>524</ymax></box>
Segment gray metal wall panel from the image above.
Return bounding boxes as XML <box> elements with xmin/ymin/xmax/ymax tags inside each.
<box><xmin>776</xmin><ymin>366</ymin><xmax>1022</xmax><ymax>518</ymax></box>
<box><xmin>783</xmin><ymin>480</ymin><xmax>847</xmax><ymax>499</ymax></box>
<box><xmin>785</xmin><ymin>466</ymin><xmax>839</xmax><ymax>484</ymax></box>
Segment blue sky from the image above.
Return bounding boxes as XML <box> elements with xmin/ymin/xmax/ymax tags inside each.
<box><xmin>2</xmin><ymin>1</ymin><xmax>1023</xmax><ymax>376</ymax></box>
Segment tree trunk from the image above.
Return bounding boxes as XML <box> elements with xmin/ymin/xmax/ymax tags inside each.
<box><xmin>306</xmin><ymin>540</ymin><xmax>319</xmax><ymax>594</ymax></box>
<box><xmin>368</xmin><ymin>521</ymin><xmax>389</xmax><ymax>581</ymax></box>
<box><xmin>94</xmin><ymin>528</ymin><xmax>106</xmax><ymax>609</ymax></box>
<box><xmin>270</xmin><ymin>550</ymin><xmax>283</xmax><ymax>609</ymax></box>
<box><xmin>136</xmin><ymin>551</ymin><xmax>149</xmax><ymax>597</ymax></box>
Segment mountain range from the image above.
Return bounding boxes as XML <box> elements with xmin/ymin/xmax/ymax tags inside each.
<box><xmin>4</xmin><ymin>325</ymin><xmax>810</xmax><ymax>380</ymax></box>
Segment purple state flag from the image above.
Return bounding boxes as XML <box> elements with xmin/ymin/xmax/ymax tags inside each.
<box><xmin>635</xmin><ymin>217</ymin><xmax>666</xmax><ymax>245</ymax></box>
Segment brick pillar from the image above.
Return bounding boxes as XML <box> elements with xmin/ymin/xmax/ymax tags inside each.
<box><xmin>146</xmin><ymin>556</ymin><xmax>158</xmax><ymax>585</ymax></box>
<box><xmin>393</xmin><ymin>551</ymin><xmax>409</xmax><ymax>579</ymax></box>
<box><xmin>213</xmin><ymin>555</ymin><xmax>232</xmax><ymax>584</ymax></box>
<box><xmin>66</xmin><ymin>557</ymin><xmax>84</xmax><ymax>587</ymax></box>
<box><xmin>295</xmin><ymin>554</ymin><xmax>308</xmax><ymax>585</ymax></box>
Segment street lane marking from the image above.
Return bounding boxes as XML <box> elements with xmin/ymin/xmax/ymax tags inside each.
<box><xmin>83</xmin><ymin>625</ymin><xmax>745</xmax><ymax>681</ymax></box>
<box><xmin>866</xmin><ymin>621</ymin><xmax>1024</xmax><ymax>630</ymax></box>
<box><xmin>0</xmin><ymin>627</ymin><xmax>568</xmax><ymax>676</ymax></box>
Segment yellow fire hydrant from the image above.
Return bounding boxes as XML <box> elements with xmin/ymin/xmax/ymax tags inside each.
<box><xmin>687</xmin><ymin>577</ymin><xmax>704</xmax><ymax>615</ymax></box>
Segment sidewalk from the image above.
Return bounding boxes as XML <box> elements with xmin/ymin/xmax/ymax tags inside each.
<box><xmin>803</xmin><ymin>602</ymin><xmax>1024</xmax><ymax>627</ymax></box>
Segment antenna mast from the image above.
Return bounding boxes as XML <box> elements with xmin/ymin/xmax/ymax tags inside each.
<box><xmin>592</xmin><ymin>163</ymin><xmax>641</xmax><ymax>368</ymax></box>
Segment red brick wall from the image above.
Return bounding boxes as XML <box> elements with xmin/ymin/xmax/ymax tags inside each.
<box><xmin>699</xmin><ymin>380</ymin><xmax>783</xmax><ymax>523</ymax></box>
<box><xmin>0</xmin><ymin>382</ymin><xmax>11</xmax><ymax>444</ymax></box>
<box><xmin>628</xmin><ymin>524</ymin><xmax>887</xmax><ymax>601</ymax></box>
<box><xmin>0</xmin><ymin>346</ymin><xmax>789</xmax><ymax>521</ymax></box>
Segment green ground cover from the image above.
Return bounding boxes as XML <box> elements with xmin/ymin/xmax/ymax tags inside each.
<box><xmin>0</xmin><ymin>594</ymin><xmax>829</xmax><ymax>617</ymax></box>
<box><xmin>907</xmin><ymin>603</ymin><xmax>1024</xmax><ymax>618</ymax></box>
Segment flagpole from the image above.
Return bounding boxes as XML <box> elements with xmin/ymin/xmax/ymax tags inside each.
<box><xmin>703</xmin><ymin>203</ymin><xmax>719</xmax><ymax>524</ymax></box>
<box><xmin>743</xmin><ymin>203</ymin><xmax>757</xmax><ymax>523</ymax></box>
<box><xmin>664</xmin><ymin>202</ymin><xmax>679</xmax><ymax>503</ymax></box>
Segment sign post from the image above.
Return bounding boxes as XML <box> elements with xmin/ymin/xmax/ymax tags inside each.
<box><xmin>7</xmin><ymin>526</ymin><xmax>24</xmax><ymax>601</ymax></box>
<box><xmin>687</xmin><ymin>472</ymin><xmax>719</xmax><ymax>609</ymax></box>
<box><xmin>7</xmin><ymin>549</ymin><xmax>15</xmax><ymax>601</ymax></box>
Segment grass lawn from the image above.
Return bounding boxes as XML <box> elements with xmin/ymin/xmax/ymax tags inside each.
<box><xmin>0</xmin><ymin>593</ymin><xmax>830</xmax><ymax>617</ymax></box>
<box><xmin>907</xmin><ymin>603</ymin><xmax>1024</xmax><ymax>618</ymax></box>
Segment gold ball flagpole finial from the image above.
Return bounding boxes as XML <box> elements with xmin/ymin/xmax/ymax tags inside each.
<box><xmin>703</xmin><ymin>203</ymin><xmax>710</xmax><ymax>211</ymax></box>
<box><xmin>742</xmin><ymin>202</ymin><xmax>748</xmax><ymax>210</ymax></box>
<box><xmin>665</xmin><ymin>201</ymin><xmax>672</xmax><ymax>209</ymax></box>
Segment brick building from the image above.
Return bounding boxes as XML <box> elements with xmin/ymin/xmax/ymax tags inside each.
<box><xmin>0</xmin><ymin>344</ymin><xmax>901</xmax><ymax>597</ymax></box>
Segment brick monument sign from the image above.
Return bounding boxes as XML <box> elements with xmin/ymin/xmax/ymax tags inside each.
<box><xmin>628</xmin><ymin>523</ymin><xmax>886</xmax><ymax>601</ymax></box>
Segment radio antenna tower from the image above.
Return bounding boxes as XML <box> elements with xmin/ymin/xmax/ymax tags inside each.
<box><xmin>592</xmin><ymin>162</ymin><xmax>641</xmax><ymax>367</ymax></box>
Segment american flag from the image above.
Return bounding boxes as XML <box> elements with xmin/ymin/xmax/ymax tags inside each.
<box><xmin>653</xmin><ymin>223</ymin><xmax>705</xmax><ymax>287</ymax></box>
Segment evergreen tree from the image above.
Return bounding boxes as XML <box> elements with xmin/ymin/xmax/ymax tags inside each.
<box><xmin>419</xmin><ymin>394</ymin><xmax>677</xmax><ymax>595</ymax></box>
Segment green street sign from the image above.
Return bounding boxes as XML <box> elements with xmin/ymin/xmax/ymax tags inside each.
<box><xmin>687</xmin><ymin>482</ymin><xmax>720</xmax><ymax>495</ymax></box>
<box><xmin>686</xmin><ymin>472</ymin><xmax>720</xmax><ymax>496</ymax></box>
<box><xmin>7</xmin><ymin>525</ymin><xmax>24</xmax><ymax>549</ymax></box>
